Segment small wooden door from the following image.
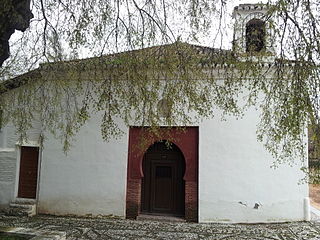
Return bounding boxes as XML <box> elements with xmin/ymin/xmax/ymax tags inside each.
<box><xmin>18</xmin><ymin>146</ymin><xmax>39</xmax><ymax>199</ymax></box>
<box><xmin>141</xmin><ymin>142</ymin><xmax>185</xmax><ymax>216</ymax></box>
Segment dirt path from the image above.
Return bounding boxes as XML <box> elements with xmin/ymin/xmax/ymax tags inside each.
<box><xmin>309</xmin><ymin>184</ymin><xmax>320</xmax><ymax>209</ymax></box>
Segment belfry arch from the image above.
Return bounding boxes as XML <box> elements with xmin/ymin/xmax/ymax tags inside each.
<box><xmin>246</xmin><ymin>18</ymin><xmax>266</xmax><ymax>52</ymax></box>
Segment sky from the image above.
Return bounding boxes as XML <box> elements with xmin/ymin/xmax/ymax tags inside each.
<box><xmin>5</xmin><ymin>0</ymin><xmax>272</xmax><ymax>76</ymax></box>
<box><xmin>198</xmin><ymin>0</ymin><xmax>269</xmax><ymax>49</ymax></box>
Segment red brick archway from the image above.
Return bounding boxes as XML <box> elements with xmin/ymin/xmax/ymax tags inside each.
<box><xmin>126</xmin><ymin>127</ymin><xmax>198</xmax><ymax>222</ymax></box>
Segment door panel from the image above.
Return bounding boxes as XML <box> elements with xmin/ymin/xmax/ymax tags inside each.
<box><xmin>152</xmin><ymin>164</ymin><xmax>174</xmax><ymax>212</ymax></box>
<box><xmin>18</xmin><ymin>146</ymin><xmax>39</xmax><ymax>199</ymax></box>
<box><xmin>141</xmin><ymin>142</ymin><xmax>185</xmax><ymax>216</ymax></box>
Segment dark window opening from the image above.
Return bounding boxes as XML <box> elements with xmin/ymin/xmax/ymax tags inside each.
<box><xmin>246</xmin><ymin>18</ymin><xmax>266</xmax><ymax>52</ymax></box>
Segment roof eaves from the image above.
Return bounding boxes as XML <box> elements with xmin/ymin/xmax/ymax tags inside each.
<box><xmin>0</xmin><ymin>68</ymin><xmax>41</xmax><ymax>94</ymax></box>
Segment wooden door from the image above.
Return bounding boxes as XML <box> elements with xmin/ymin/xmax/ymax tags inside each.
<box><xmin>141</xmin><ymin>142</ymin><xmax>185</xmax><ymax>216</ymax></box>
<box><xmin>18</xmin><ymin>146</ymin><xmax>39</xmax><ymax>199</ymax></box>
<box><xmin>151</xmin><ymin>161</ymin><xmax>175</xmax><ymax>212</ymax></box>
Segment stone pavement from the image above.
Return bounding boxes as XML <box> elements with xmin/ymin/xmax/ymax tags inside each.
<box><xmin>1</xmin><ymin>215</ymin><xmax>320</xmax><ymax>240</ymax></box>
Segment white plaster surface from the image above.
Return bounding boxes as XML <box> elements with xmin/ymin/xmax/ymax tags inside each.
<box><xmin>0</xmin><ymin>85</ymin><xmax>309</xmax><ymax>222</ymax></box>
<box><xmin>0</xmin><ymin>125</ymin><xmax>16</xmax><ymax>205</ymax></box>
<box><xmin>0</xmin><ymin>104</ymin><xmax>308</xmax><ymax>222</ymax></box>
<box><xmin>0</xmin><ymin>79</ymin><xmax>309</xmax><ymax>222</ymax></box>
<box><xmin>37</xmin><ymin>115</ymin><xmax>128</xmax><ymax>217</ymax></box>
<box><xmin>198</xmin><ymin>106</ymin><xmax>308</xmax><ymax>223</ymax></box>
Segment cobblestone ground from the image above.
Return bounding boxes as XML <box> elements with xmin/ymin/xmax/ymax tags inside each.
<box><xmin>1</xmin><ymin>215</ymin><xmax>320</xmax><ymax>240</ymax></box>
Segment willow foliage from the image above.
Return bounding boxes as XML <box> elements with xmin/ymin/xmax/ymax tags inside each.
<box><xmin>1</xmin><ymin>0</ymin><xmax>320</xmax><ymax>174</ymax></box>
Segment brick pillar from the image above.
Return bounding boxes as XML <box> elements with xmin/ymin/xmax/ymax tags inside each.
<box><xmin>126</xmin><ymin>178</ymin><xmax>141</xmax><ymax>219</ymax></box>
<box><xmin>185</xmin><ymin>181</ymin><xmax>198</xmax><ymax>222</ymax></box>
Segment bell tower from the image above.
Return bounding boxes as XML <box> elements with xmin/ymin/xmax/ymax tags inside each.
<box><xmin>233</xmin><ymin>4</ymin><xmax>275</xmax><ymax>57</ymax></box>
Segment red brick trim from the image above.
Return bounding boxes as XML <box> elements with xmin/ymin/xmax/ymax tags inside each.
<box><xmin>185</xmin><ymin>181</ymin><xmax>198</xmax><ymax>221</ymax></box>
<box><xmin>126</xmin><ymin>179</ymin><xmax>141</xmax><ymax>219</ymax></box>
<box><xmin>126</xmin><ymin>127</ymin><xmax>198</xmax><ymax>222</ymax></box>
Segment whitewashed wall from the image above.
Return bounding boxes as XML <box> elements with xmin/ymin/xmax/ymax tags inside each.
<box><xmin>0</xmin><ymin>104</ymin><xmax>309</xmax><ymax>222</ymax></box>
<box><xmin>0</xmin><ymin>85</ymin><xmax>308</xmax><ymax>222</ymax></box>
<box><xmin>0</xmin><ymin>145</ymin><xmax>16</xmax><ymax>205</ymax></box>
<box><xmin>35</xmin><ymin>105</ymin><xmax>308</xmax><ymax>221</ymax></box>
<box><xmin>198</xmin><ymin>106</ymin><xmax>308</xmax><ymax>223</ymax></box>
<box><xmin>37</xmin><ymin>115</ymin><xmax>128</xmax><ymax>217</ymax></box>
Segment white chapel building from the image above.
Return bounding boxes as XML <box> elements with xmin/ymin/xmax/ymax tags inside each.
<box><xmin>0</xmin><ymin>4</ymin><xmax>309</xmax><ymax>223</ymax></box>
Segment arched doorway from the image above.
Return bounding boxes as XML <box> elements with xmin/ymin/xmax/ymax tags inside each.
<box><xmin>141</xmin><ymin>141</ymin><xmax>185</xmax><ymax>216</ymax></box>
<box><xmin>126</xmin><ymin>127</ymin><xmax>198</xmax><ymax>221</ymax></box>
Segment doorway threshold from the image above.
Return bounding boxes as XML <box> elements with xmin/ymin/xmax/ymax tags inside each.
<box><xmin>137</xmin><ymin>214</ymin><xmax>186</xmax><ymax>222</ymax></box>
